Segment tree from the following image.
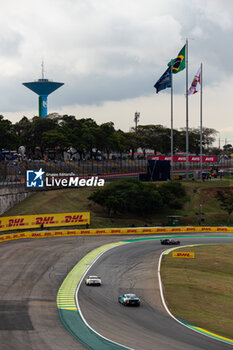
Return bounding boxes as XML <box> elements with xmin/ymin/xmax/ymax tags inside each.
<box><xmin>41</xmin><ymin>129</ymin><xmax>70</xmax><ymax>150</ymax></box>
<box><xmin>124</xmin><ymin>132</ymin><xmax>140</xmax><ymax>159</ymax></box>
<box><xmin>208</xmin><ymin>146</ymin><xmax>221</xmax><ymax>156</ymax></box>
<box><xmin>13</xmin><ymin>116</ymin><xmax>30</xmax><ymax>138</ymax></box>
<box><xmin>201</xmin><ymin>127</ymin><xmax>218</xmax><ymax>151</ymax></box>
<box><xmin>29</xmin><ymin>116</ymin><xmax>58</xmax><ymax>156</ymax></box>
<box><xmin>136</xmin><ymin>125</ymin><xmax>171</xmax><ymax>155</ymax></box>
<box><xmin>0</xmin><ymin>115</ymin><xmax>19</xmax><ymax>150</ymax></box>
<box><xmin>59</xmin><ymin>117</ymin><xmax>99</xmax><ymax>159</ymax></box>
<box><xmin>157</xmin><ymin>182</ymin><xmax>188</xmax><ymax>209</ymax></box>
<box><xmin>94</xmin><ymin>122</ymin><xmax>119</xmax><ymax>159</ymax></box>
<box><xmin>114</xmin><ymin>130</ymin><xmax>129</xmax><ymax>155</ymax></box>
<box><xmin>177</xmin><ymin>127</ymin><xmax>218</xmax><ymax>154</ymax></box>
<box><xmin>216</xmin><ymin>190</ymin><xmax>233</xmax><ymax>225</ymax></box>
<box><xmin>13</xmin><ymin>116</ymin><xmax>34</xmax><ymax>155</ymax></box>
<box><xmin>89</xmin><ymin>179</ymin><xmax>188</xmax><ymax>216</ymax></box>
<box><xmin>223</xmin><ymin>144</ymin><xmax>233</xmax><ymax>154</ymax></box>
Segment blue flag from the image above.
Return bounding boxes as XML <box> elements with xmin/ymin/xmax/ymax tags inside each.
<box><xmin>154</xmin><ymin>67</ymin><xmax>171</xmax><ymax>93</ymax></box>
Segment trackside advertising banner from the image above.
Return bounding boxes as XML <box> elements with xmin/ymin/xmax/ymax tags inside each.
<box><xmin>0</xmin><ymin>226</ymin><xmax>233</xmax><ymax>243</ymax></box>
<box><xmin>148</xmin><ymin>155</ymin><xmax>217</xmax><ymax>162</ymax></box>
<box><xmin>0</xmin><ymin>212</ymin><xmax>90</xmax><ymax>232</ymax></box>
<box><xmin>172</xmin><ymin>251</ymin><xmax>195</xmax><ymax>258</ymax></box>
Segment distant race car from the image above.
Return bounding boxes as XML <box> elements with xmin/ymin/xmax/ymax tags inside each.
<box><xmin>160</xmin><ymin>238</ymin><xmax>180</xmax><ymax>245</ymax></box>
<box><xmin>118</xmin><ymin>294</ymin><xmax>140</xmax><ymax>306</ymax></box>
<box><xmin>85</xmin><ymin>276</ymin><xmax>102</xmax><ymax>286</ymax></box>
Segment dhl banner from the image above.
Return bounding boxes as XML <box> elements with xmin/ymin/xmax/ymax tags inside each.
<box><xmin>172</xmin><ymin>251</ymin><xmax>195</xmax><ymax>258</ymax></box>
<box><xmin>0</xmin><ymin>212</ymin><xmax>90</xmax><ymax>232</ymax></box>
<box><xmin>0</xmin><ymin>226</ymin><xmax>233</xmax><ymax>243</ymax></box>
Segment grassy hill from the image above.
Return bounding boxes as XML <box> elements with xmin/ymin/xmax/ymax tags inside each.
<box><xmin>2</xmin><ymin>178</ymin><xmax>233</xmax><ymax>228</ymax></box>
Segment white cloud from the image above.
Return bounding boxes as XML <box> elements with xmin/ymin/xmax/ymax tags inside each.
<box><xmin>195</xmin><ymin>0</ymin><xmax>233</xmax><ymax>30</ymax></box>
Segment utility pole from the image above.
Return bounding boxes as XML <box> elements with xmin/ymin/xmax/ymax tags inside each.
<box><xmin>134</xmin><ymin>112</ymin><xmax>140</xmax><ymax>132</ymax></box>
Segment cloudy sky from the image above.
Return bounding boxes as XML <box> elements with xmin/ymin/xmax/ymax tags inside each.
<box><xmin>1</xmin><ymin>0</ymin><xmax>233</xmax><ymax>147</ymax></box>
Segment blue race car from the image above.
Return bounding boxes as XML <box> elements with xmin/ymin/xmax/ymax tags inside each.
<box><xmin>118</xmin><ymin>293</ymin><xmax>140</xmax><ymax>306</ymax></box>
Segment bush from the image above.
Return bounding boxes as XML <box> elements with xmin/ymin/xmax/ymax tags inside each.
<box><xmin>89</xmin><ymin>179</ymin><xmax>187</xmax><ymax>216</ymax></box>
<box><xmin>157</xmin><ymin>182</ymin><xmax>188</xmax><ymax>209</ymax></box>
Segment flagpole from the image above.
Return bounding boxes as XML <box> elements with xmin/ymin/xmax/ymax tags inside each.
<box><xmin>200</xmin><ymin>62</ymin><xmax>203</xmax><ymax>180</ymax></box>
<box><xmin>170</xmin><ymin>61</ymin><xmax>173</xmax><ymax>181</ymax></box>
<box><xmin>185</xmin><ymin>38</ymin><xmax>189</xmax><ymax>181</ymax></box>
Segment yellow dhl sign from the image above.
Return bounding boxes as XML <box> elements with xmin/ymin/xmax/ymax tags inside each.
<box><xmin>172</xmin><ymin>251</ymin><xmax>195</xmax><ymax>258</ymax></box>
<box><xmin>0</xmin><ymin>212</ymin><xmax>90</xmax><ymax>232</ymax></box>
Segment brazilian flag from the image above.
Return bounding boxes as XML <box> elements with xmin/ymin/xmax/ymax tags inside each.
<box><xmin>168</xmin><ymin>45</ymin><xmax>186</xmax><ymax>74</ymax></box>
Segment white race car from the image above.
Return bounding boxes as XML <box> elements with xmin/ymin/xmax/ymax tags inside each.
<box><xmin>85</xmin><ymin>275</ymin><xmax>102</xmax><ymax>286</ymax></box>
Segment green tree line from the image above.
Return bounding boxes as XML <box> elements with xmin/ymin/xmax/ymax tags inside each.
<box><xmin>0</xmin><ymin>114</ymin><xmax>218</xmax><ymax>159</ymax></box>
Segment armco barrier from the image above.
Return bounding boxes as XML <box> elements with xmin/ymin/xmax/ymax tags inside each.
<box><xmin>0</xmin><ymin>226</ymin><xmax>233</xmax><ymax>243</ymax></box>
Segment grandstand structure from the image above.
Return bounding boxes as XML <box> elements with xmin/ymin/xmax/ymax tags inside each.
<box><xmin>0</xmin><ymin>155</ymin><xmax>232</xmax><ymax>184</ymax></box>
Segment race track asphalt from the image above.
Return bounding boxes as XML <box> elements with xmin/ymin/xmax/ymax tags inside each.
<box><xmin>78</xmin><ymin>236</ymin><xmax>233</xmax><ymax>350</ymax></box>
<box><xmin>0</xmin><ymin>235</ymin><xmax>127</xmax><ymax>350</ymax></box>
<box><xmin>0</xmin><ymin>234</ymin><xmax>233</xmax><ymax>350</ymax></box>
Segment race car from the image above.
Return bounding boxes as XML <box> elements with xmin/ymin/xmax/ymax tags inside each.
<box><xmin>118</xmin><ymin>293</ymin><xmax>140</xmax><ymax>306</ymax></box>
<box><xmin>85</xmin><ymin>275</ymin><xmax>102</xmax><ymax>286</ymax></box>
<box><xmin>160</xmin><ymin>238</ymin><xmax>180</xmax><ymax>245</ymax></box>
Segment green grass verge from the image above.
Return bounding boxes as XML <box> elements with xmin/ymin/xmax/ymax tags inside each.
<box><xmin>1</xmin><ymin>179</ymin><xmax>233</xmax><ymax>227</ymax></box>
<box><xmin>161</xmin><ymin>244</ymin><xmax>233</xmax><ymax>339</ymax></box>
<box><xmin>2</xmin><ymin>187</ymin><xmax>156</xmax><ymax>228</ymax></box>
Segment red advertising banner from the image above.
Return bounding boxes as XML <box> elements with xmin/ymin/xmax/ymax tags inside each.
<box><xmin>148</xmin><ymin>155</ymin><xmax>217</xmax><ymax>162</ymax></box>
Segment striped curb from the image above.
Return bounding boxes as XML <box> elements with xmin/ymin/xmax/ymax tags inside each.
<box><xmin>180</xmin><ymin>319</ymin><xmax>233</xmax><ymax>345</ymax></box>
<box><xmin>57</xmin><ymin>241</ymin><xmax>126</xmax><ymax>311</ymax></box>
<box><xmin>57</xmin><ymin>241</ymin><xmax>133</xmax><ymax>350</ymax></box>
